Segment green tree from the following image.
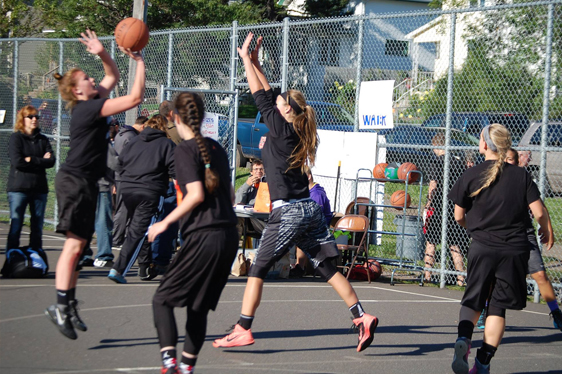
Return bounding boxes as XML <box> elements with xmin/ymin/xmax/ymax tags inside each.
<box><xmin>1</xmin><ymin>0</ymin><xmax>43</xmax><ymax>38</ymax></box>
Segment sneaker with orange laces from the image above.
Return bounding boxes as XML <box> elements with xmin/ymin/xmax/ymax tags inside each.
<box><xmin>212</xmin><ymin>324</ymin><xmax>255</xmax><ymax>348</ymax></box>
<box><xmin>161</xmin><ymin>367</ymin><xmax>178</xmax><ymax>374</ymax></box>
<box><xmin>352</xmin><ymin>313</ymin><xmax>378</xmax><ymax>352</ymax></box>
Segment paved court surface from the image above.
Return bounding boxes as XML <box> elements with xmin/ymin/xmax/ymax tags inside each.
<box><xmin>1</xmin><ymin>223</ymin><xmax>561</xmax><ymax>374</ymax></box>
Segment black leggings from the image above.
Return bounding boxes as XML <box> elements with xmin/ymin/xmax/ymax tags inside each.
<box><xmin>153</xmin><ymin>301</ymin><xmax>208</xmax><ymax>355</ymax></box>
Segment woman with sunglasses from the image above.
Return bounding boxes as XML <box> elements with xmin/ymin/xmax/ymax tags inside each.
<box><xmin>7</xmin><ymin>105</ymin><xmax>55</xmax><ymax>252</ymax></box>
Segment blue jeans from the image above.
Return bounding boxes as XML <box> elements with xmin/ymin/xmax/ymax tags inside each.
<box><xmin>82</xmin><ymin>191</ymin><xmax>114</xmax><ymax>261</ymax></box>
<box><xmin>7</xmin><ymin>192</ymin><xmax>48</xmax><ymax>250</ymax></box>
<box><xmin>151</xmin><ymin>182</ymin><xmax>178</xmax><ymax>266</ymax></box>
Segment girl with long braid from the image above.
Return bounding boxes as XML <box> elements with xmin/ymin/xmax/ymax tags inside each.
<box><xmin>147</xmin><ymin>92</ymin><xmax>238</xmax><ymax>374</ymax></box>
<box><xmin>213</xmin><ymin>32</ymin><xmax>378</xmax><ymax>353</ymax></box>
<box><xmin>448</xmin><ymin>124</ymin><xmax>552</xmax><ymax>374</ymax></box>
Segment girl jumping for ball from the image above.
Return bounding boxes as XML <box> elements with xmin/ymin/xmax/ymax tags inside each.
<box><xmin>212</xmin><ymin>32</ymin><xmax>378</xmax><ymax>353</ymax></box>
<box><xmin>45</xmin><ymin>29</ymin><xmax>145</xmax><ymax>340</ymax></box>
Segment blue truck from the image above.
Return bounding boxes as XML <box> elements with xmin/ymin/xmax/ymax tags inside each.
<box><xmin>231</xmin><ymin>101</ymin><xmax>355</xmax><ymax>166</ymax></box>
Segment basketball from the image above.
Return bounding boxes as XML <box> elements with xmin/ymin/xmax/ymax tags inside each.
<box><xmin>397</xmin><ymin>162</ymin><xmax>419</xmax><ymax>183</ymax></box>
<box><xmin>114</xmin><ymin>18</ymin><xmax>149</xmax><ymax>52</ymax></box>
<box><xmin>390</xmin><ymin>190</ymin><xmax>411</xmax><ymax>209</ymax></box>
<box><xmin>373</xmin><ymin>163</ymin><xmax>388</xmax><ymax>179</ymax></box>
<box><xmin>384</xmin><ymin>166</ymin><xmax>398</xmax><ymax>180</ymax></box>
<box><xmin>364</xmin><ymin>259</ymin><xmax>382</xmax><ymax>281</ymax></box>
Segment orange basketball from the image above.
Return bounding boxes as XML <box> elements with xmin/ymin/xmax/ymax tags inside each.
<box><xmin>397</xmin><ymin>162</ymin><xmax>419</xmax><ymax>183</ymax></box>
<box><xmin>390</xmin><ymin>190</ymin><xmax>411</xmax><ymax>209</ymax></box>
<box><xmin>373</xmin><ymin>163</ymin><xmax>388</xmax><ymax>179</ymax></box>
<box><xmin>114</xmin><ymin>18</ymin><xmax>149</xmax><ymax>52</ymax></box>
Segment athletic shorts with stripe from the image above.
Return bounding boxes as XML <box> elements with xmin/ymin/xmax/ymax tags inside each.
<box><xmin>527</xmin><ymin>228</ymin><xmax>545</xmax><ymax>275</ymax></box>
<box><xmin>247</xmin><ymin>199</ymin><xmax>339</xmax><ymax>279</ymax></box>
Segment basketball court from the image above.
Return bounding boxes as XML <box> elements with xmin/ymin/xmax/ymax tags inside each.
<box><xmin>1</xmin><ymin>223</ymin><xmax>560</xmax><ymax>374</ymax></box>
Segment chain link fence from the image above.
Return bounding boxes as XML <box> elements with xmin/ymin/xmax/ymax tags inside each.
<box><xmin>1</xmin><ymin>1</ymin><xmax>561</xmax><ymax>300</ymax></box>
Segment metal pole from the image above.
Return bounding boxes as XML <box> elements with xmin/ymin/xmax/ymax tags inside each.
<box><xmin>125</xmin><ymin>0</ymin><xmax>148</xmax><ymax>125</ymax></box>
<box><xmin>54</xmin><ymin>41</ymin><xmax>64</xmax><ymax>229</ymax></box>
<box><xmin>535</xmin><ymin>2</ymin><xmax>554</xmax><ymax>303</ymax></box>
<box><xmin>439</xmin><ymin>12</ymin><xmax>457</xmax><ymax>289</ymax></box>
<box><xmin>229</xmin><ymin>21</ymin><xmax>239</xmax><ymax>186</ymax></box>
<box><xmin>166</xmin><ymin>32</ymin><xmax>174</xmax><ymax>101</ymax></box>
<box><xmin>281</xmin><ymin>17</ymin><xmax>290</xmax><ymax>93</ymax></box>
<box><xmin>110</xmin><ymin>40</ymin><xmax>115</xmax><ymax>99</ymax></box>
<box><xmin>12</xmin><ymin>40</ymin><xmax>18</xmax><ymax>129</ymax></box>
<box><xmin>353</xmin><ymin>17</ymin><xmax>365</xmax><ymax>132</ymax></box>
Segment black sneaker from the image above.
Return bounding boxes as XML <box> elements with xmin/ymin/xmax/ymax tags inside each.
<box><xmin>289</xmin><ymin>265</ymin><xmax>305</xmax><ymax>279</ymax></box>
<box><xmin>69</xmin><ymin>300</ymin><xmax>88</xmax><ymax>332</ymax></box>
<box><xmin>79</xmin><ymin>258</ymin><xmax>95</xmax><ymax>267</ymax></box>
<box><xmin>139</xmin><ymin>264</ymin><xmax>158</xmax><ymax>281</ymax></box>
<box><xmin>45</xmin><ymin>304</ymin><xmax>77</xmax><ymax>340</ymax></box>
<box><xmin>551</xmin><ymin>308</ymin><xmax>562</xmax><ymax>331</ymax></box>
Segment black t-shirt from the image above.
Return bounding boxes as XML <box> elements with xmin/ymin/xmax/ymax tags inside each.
<box><xmin>60</xmin><ymin>97</ymin><xmax>109</xmax><ymax>181</ymax></box>
<box><xmin>448</xmin><ymin>160</ymin><xmax>541</xmax><ymax>248</ymax></box>
<box><xmin>426</xmin><ymin>153</ymin><xmax>465</xmax><ymax>214</ymax></box>
<box><xmin>175</xmin><ymin>137</ymin><xmax>237</xmax><ymax>236</ymax></box>
<box><xmin>253</xmin><ymin>89</ymin><xmax>309</xmax><ymax>201</ymax></box>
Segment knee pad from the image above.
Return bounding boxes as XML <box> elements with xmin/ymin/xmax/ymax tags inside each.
<box><xmin>487</xmin><ymin>304</ymin><xmax>506</xmax><ymax>318</ymax></box>
<box><xmin>316</xmin><ymin>260</ymin><xmax>338</xmax><ymax>281</ymax></box>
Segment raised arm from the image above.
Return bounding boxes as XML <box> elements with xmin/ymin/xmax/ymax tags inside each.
<box><xmin>79</xmin><ymin>30</ymin><xmax>119</xmax><ymax>98</ymax></box>
<box><xmin>100</xmin><ymin>48</ymin><xmax>145</xmax><ymax>117</ymax></box>
<box><xmin>238</xmin><ymin>33</ymin><xmax>264</xmax><ymax>94</ymax></box>
<box><xmin>250</xmin><ymin>36</ymin><xmax>271</xmax><ymax>92</ymax></box>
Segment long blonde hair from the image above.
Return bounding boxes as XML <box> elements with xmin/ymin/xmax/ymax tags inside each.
<box><xmin>285</xmin><ymin>90</ymin><xmax>319</xmax><ymax>172</ymax></box>
<box><xmin>15</xmin><ymin>105</ymin><xmax>38</xmax><ymax>133</ymax></box>
<box><xmin>173</xmin><ymin>92</ymin><xmax>219</xmax><ymax>194</ymax></box>
<box><xmin>53</xmin><ymin>68</ymin><xmax>82</xmax><ymax>110</ymax></box>
<box><xmin>470</xmin><ymin>124</ymin><xmax>512</xmax><ymax>197</ymax></box>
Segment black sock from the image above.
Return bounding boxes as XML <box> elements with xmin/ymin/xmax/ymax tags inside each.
<box><xmin>181</xmin><ymin>354</ymin><xmax>197</xmax><ymax>367</ymax></box>
<box><xmin>57</xmin><ymin>289</ymin><xmax>70</xmax><ymax>306</ymax></box>
<box><xmin>476</xmin><ymin>343</ymin><xmax>497</xmax><ymax>365</ymax></box>
<box><xmin>349</xmin><ymin>302</ymin><xmax>365</xmax><ymax>319</ymax></box>
<box><xmin>161</xmin><ymin>349</ymin><xmax>177</xmax><ymax>368</ymax></box>
<box><xmin>68</xmin><ymin>288</ymin><xmax>76</xmax><ymax>301</ymax></box>
<box><xmin>238</xmin><ymin>314</ymin><xmax>254</xmax><ymax>330</ymax></box>
<box><xmin>457</xmin><ymin>320</ymin><xmax>474</xmax><ymax>341</ymax></box>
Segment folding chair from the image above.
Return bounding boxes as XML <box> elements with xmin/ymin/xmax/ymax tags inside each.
<box><xmin>333</xmin><ymin>214</ymin><xmax>371</xmax><ymax>283</ymax></box>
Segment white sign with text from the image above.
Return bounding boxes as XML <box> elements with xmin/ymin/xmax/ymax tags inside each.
<box><xmin>358</xmin><ymin>80</ymin><xmax>395</xmax><ymax>130</ymax></box>
<box><xmin>201</xmin><ymin>112</ymin><xmax>220</xmax><ymax>140</ymax></box>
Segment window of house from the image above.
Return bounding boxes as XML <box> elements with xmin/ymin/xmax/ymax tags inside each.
<box><xmin>385</xmin><ymin>40</ymin><xmax>409</xmax><ymax>57</ymax></box>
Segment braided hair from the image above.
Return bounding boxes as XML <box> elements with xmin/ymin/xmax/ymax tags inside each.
<box><xmin>470</xmin><ymin>124</ymin><xmax>511</xmax><ymax>197</ymax></box>
<box><xmin>173</xmin><ymin>92</ymin><xmax>219</xmax><ymax>194</ymax></box>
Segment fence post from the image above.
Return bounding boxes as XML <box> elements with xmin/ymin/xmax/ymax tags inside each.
<box><xmin>54</xmin><ymin>41</ymin><xmax>64</xmax><ymax>229</ymax></box>
<box><xmin>110</xmin><ymin>40</ymin><xmax>116</xmax><ymax>99</ymax></box>
<box><xmin>12</xmin><ymin>40</ymin><xmax>18</xmax><ymax>128</ymax></box>
<box><xmin>166</xmin><ymin>32</ymin><xmax>174</xmax><ymax>101</ymax></box>
<box><xmin>281</xmin><ymin>17</ymin><xmax>290</xmax><ymax>93</ymax></box>
<box><xmin>229</xmin><ymin>21</ymin><xmax>239</xmax><ymax>186</ymax></box>
<box><xmin>535</xmin><ymin>3</ymin><xmax>555</xmax><ymax>303</ymax></box>
<box><xmin>353</xmin><ymin>17</ymin><xmax>365</xmax><ymax>133</ymax></box>
<box><xmin>439</xmin><ymin>12</ymin><xmax>457</xmax><ymax>289</ymax></box>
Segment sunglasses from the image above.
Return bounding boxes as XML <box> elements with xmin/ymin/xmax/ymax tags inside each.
<box><xmin>26</xmin><ymin>115</ymin><xmax>40</xmax><ymax>120</ymax></box>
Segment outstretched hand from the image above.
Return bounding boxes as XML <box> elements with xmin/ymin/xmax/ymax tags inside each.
<box><xmin>237</xmin><ymin>32</ymin><xmax>254</xmax><ymax>59</ymax></box>
<box><xmin>119</xmin><ymin>46</ymin><xmax>143</xmax><ymax>61</ymax></box>
<box><xmin>250</xmin><ymin>36</ymin><xmax>263</xmax><ymax>64</ymax></box>
<box><xmin>79</xmin><ymin>29</ymin><xmax>105</xmax><ymax>55</ymax></box>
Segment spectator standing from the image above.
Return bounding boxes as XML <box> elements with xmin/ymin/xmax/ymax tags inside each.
<box><xmin>112</xmin><ymin>116</ymin><xmax>148</xmax><ymax>249</ymax></box>
<box><xmin>6</xmin><ymin>105</ymin><xmax>55</xmax><ymax>251</ymax></box>
<box><xmin>38</xmin><ymin>101</ymin><xmax>54</xmax><ymax>135</ymax></box>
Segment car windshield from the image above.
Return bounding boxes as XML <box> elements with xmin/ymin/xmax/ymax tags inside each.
<box><xmin>529</xmin><ymin>124</ymin><xmax>562</xmax><ymax>146</ymax></box>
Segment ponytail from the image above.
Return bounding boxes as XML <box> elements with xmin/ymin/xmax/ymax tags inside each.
<box><xmin>54</xmin><ymin>69</ymin><xmax>81</xmax><ymax>110</ymax></box>
<box><xmin>285</xmin><ymin>90</ymin><xmax>319</xmax><ymax>172</ymax></box>
<box><xmin>470</xmin><ymin>124</ymin><xmax>511</xmax><ymax>197</ymax></box>
<box><xmin>173</xmin><ymin>92</ymin><xmax>219</xmax><ymax>194</ymax></box>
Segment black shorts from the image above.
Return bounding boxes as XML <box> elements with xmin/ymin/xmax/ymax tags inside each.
<box><xmin>55</xmin><ymin>170</ymin><xmax>99</xmax><ymax>241</ymax></box>
<box><xmin>462</xmin><ymin>240</ymin><xmax>529</xmax><ymax>311</ymax></box>
<box><xmin>153</xmin><ymin>226</ymin><xmax>238</xmax><ymax>312</ymax></box>
<box><xmin>527</xmin><ymin>228</ymin><xmax>545</xmax><ymax>274</ymax></box>
<box><xmin>247</xmin><ymin>199</ymin><xmax>339</xmax><ymax>279</ymax></box>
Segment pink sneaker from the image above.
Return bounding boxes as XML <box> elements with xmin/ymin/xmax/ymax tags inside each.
<box><xmin>352</xmin><ymin>313</ymin><xmax>379</xmax><ymax>352</ymax></box>
<box><xmin>212</xmin><ymin>324</ymin><xmax>255</xmax><ymax>348</ymax></box>
<box><xmin>452</xmin><ymin>337</ymin><xmax>472</xmax><ymax>374</ymax></box>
